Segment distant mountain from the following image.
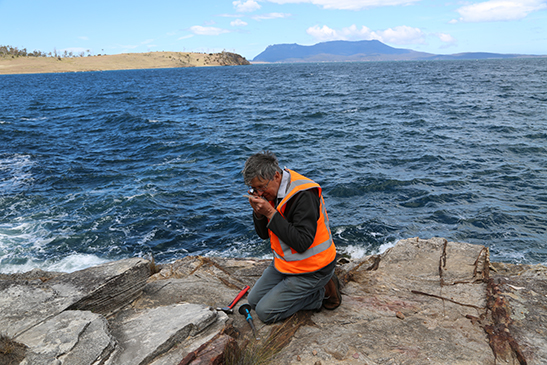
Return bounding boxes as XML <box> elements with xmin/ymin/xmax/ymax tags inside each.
<box><xmin>252</xmin><ymin>40</ymin><xmax>540</xmax><ymax>63</ymax></box>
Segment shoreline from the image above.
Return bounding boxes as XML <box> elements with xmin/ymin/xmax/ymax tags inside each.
<box><xmin>0</xmin><ymin>51</ymin><xmax>250</xmax><ymax>75</ymax></box>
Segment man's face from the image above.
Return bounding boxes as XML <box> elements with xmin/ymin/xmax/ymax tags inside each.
<box><xmin>249</xmin><ymin>172</ymin><xmax>281</xmax><ymax>202</ymax></box>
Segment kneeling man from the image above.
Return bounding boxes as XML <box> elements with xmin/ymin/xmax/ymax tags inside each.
<box><xmin>242</xmin><ymin>151</ymin><xmax>341</xmax><ymax>323</ymax></box>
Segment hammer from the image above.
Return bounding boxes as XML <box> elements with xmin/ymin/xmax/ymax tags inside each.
<box><xmin>216</xmin><ymin>285</ymin><xmax>250</xmax><ymax>314</ymax></box>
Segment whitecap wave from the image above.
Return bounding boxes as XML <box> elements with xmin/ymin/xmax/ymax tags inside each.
<box><xmin>0</xmin><ymin>154</ymin><xmax>35</xmax><ymax>191</ymax></box>
<box><xmin>339</xmin><ymin>240</ymin><xmax>397</xmax><ymax>260</ymax></box>
<box><xmin>46</xmin><ymin>254</ymin><xmax>112</xmax><ymax>273</ymax></box>
<box><xmin>0</xmin><ymin>253</ymin><xmax>111</xmax><ymax>274</ymax></box>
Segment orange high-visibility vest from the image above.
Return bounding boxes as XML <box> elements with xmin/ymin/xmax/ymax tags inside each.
<box><xmin>269</xmin><ymin>170</ymin><xmax>336</xmax><ymax>274</ymax></box>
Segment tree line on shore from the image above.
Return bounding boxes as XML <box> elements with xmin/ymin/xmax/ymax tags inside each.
<box><xmin>1</xmin><ymin>45</ymin><xmax>93</xmax><ymax>59</ymax></box>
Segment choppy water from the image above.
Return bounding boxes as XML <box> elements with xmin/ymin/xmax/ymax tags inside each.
<box><xmin>1</xmin><ymin>59</ymin><xmax>546</xmax><ymax>273</ymax></box>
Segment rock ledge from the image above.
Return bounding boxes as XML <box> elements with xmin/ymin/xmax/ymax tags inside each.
<box><xmin>1</xmin><ymin>237</ymin><xmax>545</xmax><ymax>364</ymax></box>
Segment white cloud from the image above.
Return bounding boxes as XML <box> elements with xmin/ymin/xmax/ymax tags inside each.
<box><xmin>266</xmin><ymin>0</ymin><xmax>420</xmax><ymax>10</ymax></box>
<box><xmin>189</xmin><ymin>26</ymin><xmax>230</xmax><ymax>36</ymax></box>
<box><xmin>436</xmin><ymin>33</ymin><xmax>457</xmax><ymax>48</ymax></box>
<box><xmin>252</xmin><ymin>12</ymin><xmax>292</xmax><ymax>20</ymax></box>
<box><xmin>454</xmin><ymin>0</ymin><xmax>547</xmax><ymax>22</ymax></box>
<box><xmin>233</xmin><ymin>0</ymin><xmax>261</xmax><ymax>12</ymax></box>
<box><xmin>307</xmin><ymin>25</ymin><xmax>340</xmax><ymax>41</ymax></box>
<box><xmin>306</xmin><ymin>24</ymin><xmax>369</xmax><ymax>41</ymax></box>
<box><xmin>307</xmin><ymin>24</ymin><xmax>426</xmax><ymax>45</ymax></box>
<box><xmin>378</xmin><ymin>25</ymin><xmax>426</xmax><ymax>44</ymax></box>
<box><xmin>178</xmin><ymin>34</ymin><xmax>194</xmax><ymax>40</ymax></box>
<box><xmin>231</xmin><ymin>19</ymin><xmax>248</xmax><ymax>26</ymax></box>
<box><xmin>437</xmin><ymin>33</ymin><xmax>456</xmax><ymax>44</ymax></box>
<box><xmin>79</xmin><ymin>36</ymin><xmax>89</xmax><ymax>41</ymax></box>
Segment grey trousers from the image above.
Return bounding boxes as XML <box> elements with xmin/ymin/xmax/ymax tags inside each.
<box><xmin>248</xmin><ymin>260</ymin><xmax>334</xmax><ymax>323</ymax></box>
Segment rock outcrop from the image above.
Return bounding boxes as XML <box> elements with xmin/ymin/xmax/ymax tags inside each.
<box><xmin>1</xmin><ymin>237</ymin><xmax>545</xmax><ymax>364</ymax></box>
<box><xmin>214</xmin><ymin>52</ymin><xmax>251</xmax><ymax>66</ymax></box>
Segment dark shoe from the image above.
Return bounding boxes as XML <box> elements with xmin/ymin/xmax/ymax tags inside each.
<box><xmin>322</xmin><ymin>273</ymin><xmax>342</xmax><ymax>310</ymax></box>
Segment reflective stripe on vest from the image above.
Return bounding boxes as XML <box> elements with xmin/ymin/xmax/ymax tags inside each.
<box><xmin>269</xmin><ymin>170</ymin><xmax>336</xmax><ymax>274</ymax></box>
<box><xmin>273</xmin><ymin>237</ymin><xmax>333</xmax><ymax>262</ymax></box>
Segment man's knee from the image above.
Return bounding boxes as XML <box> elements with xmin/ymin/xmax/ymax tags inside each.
<box><xmin>255</xmin><ymin>300</ymin><xmax>282</xmax><ymax>324</ymax></box>
<box><xmin>247</xmin><ymin>288</ymin><xmax>259</xmax><ymax>308</ymax></box>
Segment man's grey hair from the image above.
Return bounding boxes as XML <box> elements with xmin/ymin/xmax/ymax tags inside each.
<box><xmin>242</xmin><ymin>151</ymin><xmax>283</xmax><ymax>186</ymax></box>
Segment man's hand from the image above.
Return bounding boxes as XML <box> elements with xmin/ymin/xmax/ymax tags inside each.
<box><xmin>248</xmin><ymin>196</ymin><xmax>276</xmax><ymax>220</ymax></box>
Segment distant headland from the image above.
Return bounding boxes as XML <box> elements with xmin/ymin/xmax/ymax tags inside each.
<box><xmin>0</xmin><ymin>50</ymin><xmax>250</xmax><ymax>75</ymax></box>
<box><xmin>252</xmin><ymin>39</ymin><xmax>547</xmax><ymax>63</ymax></box>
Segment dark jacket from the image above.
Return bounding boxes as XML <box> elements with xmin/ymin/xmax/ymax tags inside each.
<box><xmin>253</xmin><ymin>188</ymin><xmax>336</xmax><ymax>274</ymax></box>
<box><xmin>253</xmin><ymin>189</ymin><xmax>320</xmax><ymax>253</ymax></box>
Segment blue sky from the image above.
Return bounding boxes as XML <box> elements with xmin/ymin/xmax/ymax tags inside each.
<box><xmin>1</xmin><ymin>0</ymin><xmax>546</xmax><ymax>60</ymax></box>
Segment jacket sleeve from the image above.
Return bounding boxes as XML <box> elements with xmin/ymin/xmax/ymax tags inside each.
<box><xmin>253</xmin><ymin>212</ymin><xmax>270</xmax><ymax>239</ymax></box>
<box><xmin>267</xmin><ymin>189</ymin><xmax>320</xmax><ymax>253</ymax></box>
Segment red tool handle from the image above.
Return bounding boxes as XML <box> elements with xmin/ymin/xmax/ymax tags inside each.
<box><xmin>228</xmin><ymin>285</ymin><xmax>250</xmax><ymax>309</ymax></box>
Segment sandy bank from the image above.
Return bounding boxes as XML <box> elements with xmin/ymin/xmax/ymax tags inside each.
<box><xmin>0</xmin><ymin>51</ymin><xmax>250</xmax><ymax>75</ymax></box>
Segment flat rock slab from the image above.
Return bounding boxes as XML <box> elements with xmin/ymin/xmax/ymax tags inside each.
<box><xmin>0</xmin><ymin>257</ymin><xmax>149</xmax><ymax>338</ymax></box>
<box><xmin>106</xmin><ymin>303</ymin><xmax>223</xmax><ymax>365</ymax></box>
<box><xmin>16</xmin><ymin>310</ymin><xmax>115</xmax><ymax>365</ymax></box>
<box><xmin>56</xmin><ymin>257</ymin><xmax>151</xmax><ymax>315</ymax></box>
<box><xmin>148</xmin><ymin>311</ymin><xmax>230</xmax><ymax>365</ymax></box>
<box><xmin>273</xmin><ymin>237</ymin><xmax>496</xmax><ymax>364</ymax></box>
<box><xmin>146</xmin><ymin>256</ymin><xmax>270</xmax><ymax>334</ymax></box>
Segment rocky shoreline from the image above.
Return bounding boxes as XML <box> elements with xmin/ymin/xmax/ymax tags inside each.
<box><xmin>1</xmin><ymin>237</ymin><xmax>545</xmax><ymax>364</ymax></box>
